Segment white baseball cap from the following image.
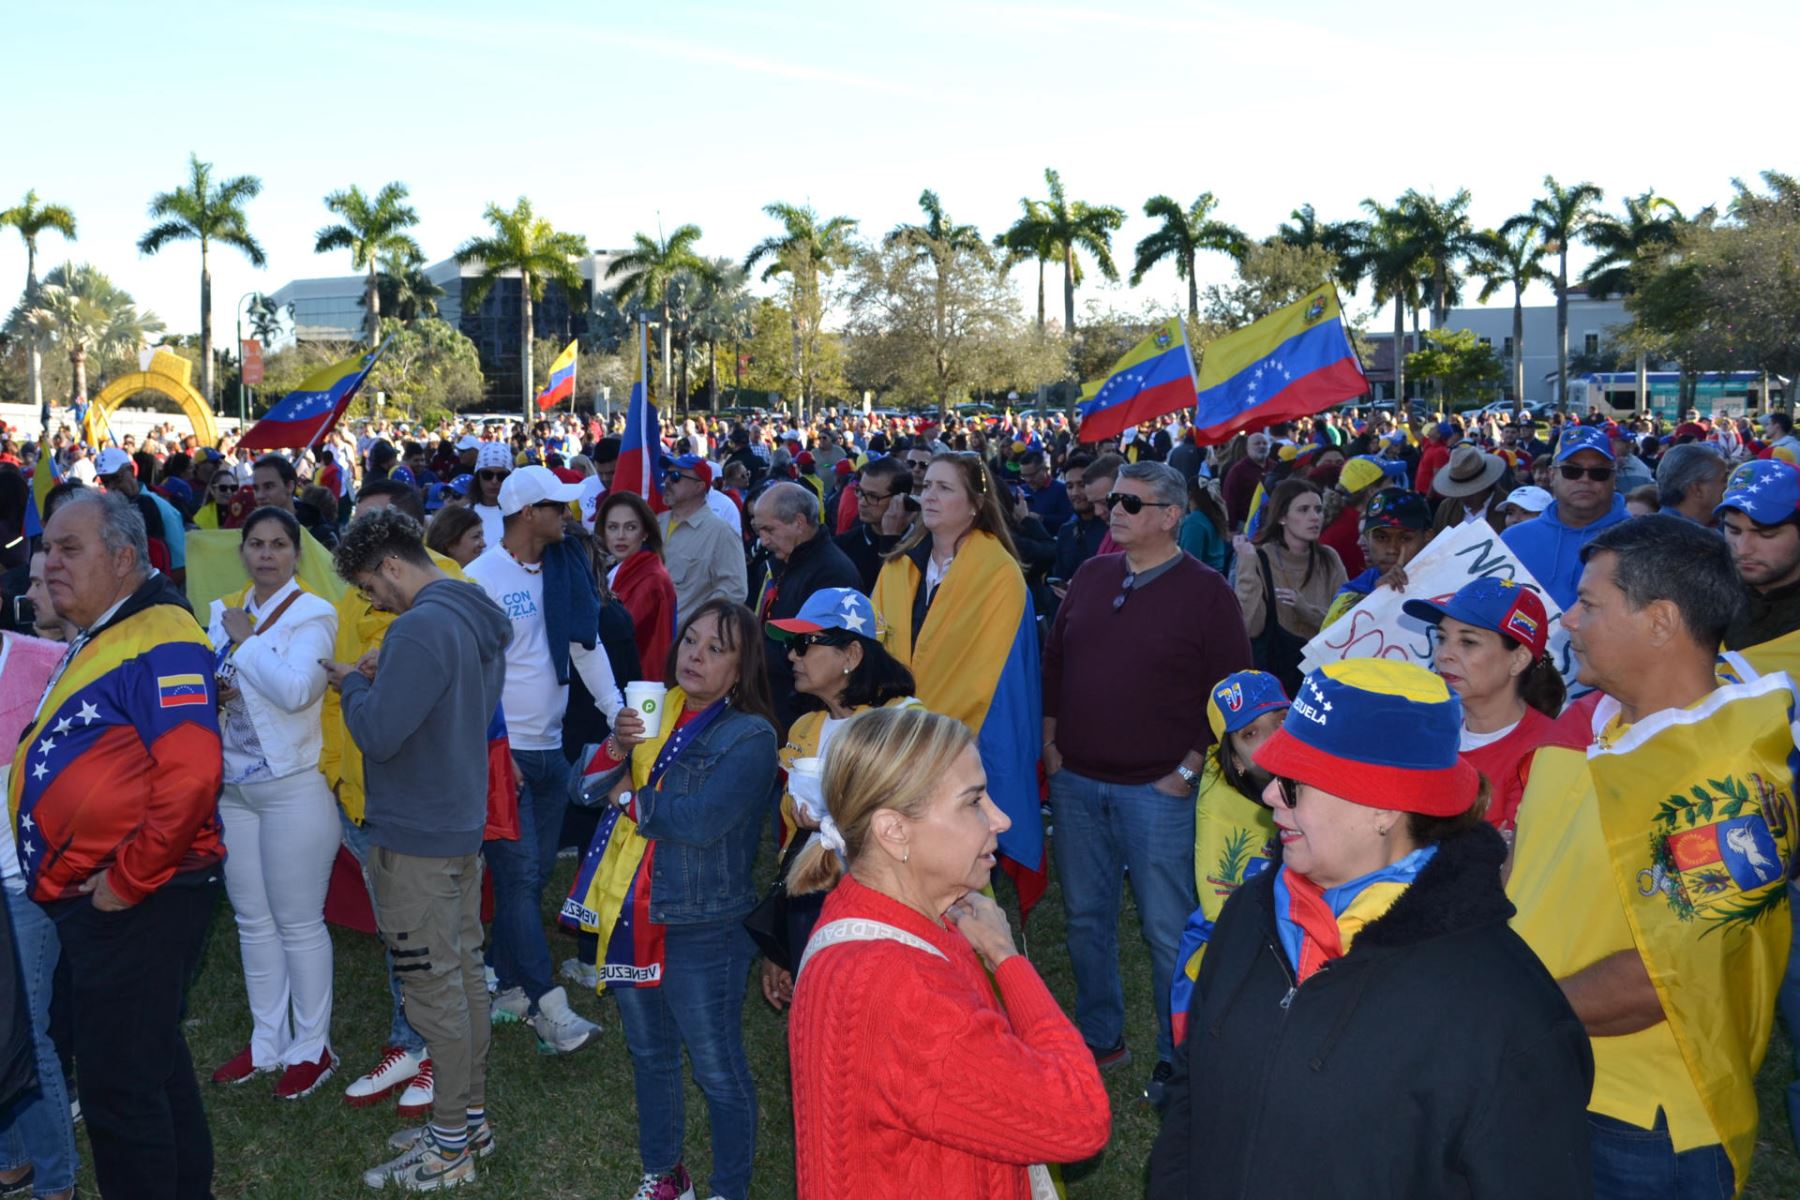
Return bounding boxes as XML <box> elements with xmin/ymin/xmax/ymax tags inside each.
<box><xmin>498</xmin><ymin>465</ymin><xmax>585</xmax><ymax>516</ymax></box>
<box><xmin>94</xmin><ymin>447</ymin><xmax>133</xmax><ymax>477</ymax></box>
<box><xmin>1502</xmin><ymin>485</ymin><xmax>1553</xmax><ymax>514</ymax></box>
<box><xmin>475</xmin><ymin>442</ymin><xmax>513</xmax><ymax>472</ymax></box>
<box><xmin>456</xmin><ymin>434</ymin><xmax>481</xmax><ymax>452</ymax></box>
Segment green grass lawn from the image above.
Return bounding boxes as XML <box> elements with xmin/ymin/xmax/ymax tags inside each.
<box><xmin>51</xmin><ymin>861</ymin><xmax>1800</xmax><ymax>1197</ymax></box>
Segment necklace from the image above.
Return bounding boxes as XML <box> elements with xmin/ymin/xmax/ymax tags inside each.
<box><xmin>504</xmin><ymin>544</ymin><xmax>543</xmax><ymax>575</ymax></box>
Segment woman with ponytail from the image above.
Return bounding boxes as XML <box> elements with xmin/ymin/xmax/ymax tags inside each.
<box><xmin>786</xmin><ymin>707</ymin><xmax>1109</xmax><ymax>1199</ymax></box>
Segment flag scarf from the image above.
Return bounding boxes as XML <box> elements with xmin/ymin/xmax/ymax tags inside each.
<box><xmin>535</xmin><ymin>340</ymin><xmax>577</xmax><ymax>411</ymax></box>
<box><xmin>871</xmin><ymin>531</ymin><xmax>1045</xmax><ymax>908</ymax></box>
<box><xmin>236</xmin><ymin>340</ymin><xmax>389</xmax><ymax>452</ymax></box>
<box><xmin>1075</xmin><ymin>317</ymin><xmax>1198</xmax><ymax>445</ymax></box>
<box><xmin>1273</xmin><ymin>845</ymin><xmax>1433</xmax><ymax>983</ymax></box>
<box><xmin>561</xmin><ymin>692</ymin><xmax>729</xmax><ymax>991</ymax></box>
<box><xmin>1192</xmin><ymin>285</ymin><xmax>1367</xmax><ymax>446</ymax></box>
<box><xmin>612</xmin><ymin>381</ymin><xmax>665</xmax><ymax>512</ymax></box>
<box><xmin>1587</xmin><ymin>673</ymin><xmax>1800</xmax><ymax>1184</ymax></box>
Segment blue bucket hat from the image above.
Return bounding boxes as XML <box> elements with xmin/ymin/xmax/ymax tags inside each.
<box><xmin>1716</xmin><ymin>460</ymin><xmax>1800</xmax><ymax>526</ymax></box>
<box><xmin>1555</xmin><ymin>425</ymin><xmax>1614</xmax><ymax>463</ymax></box>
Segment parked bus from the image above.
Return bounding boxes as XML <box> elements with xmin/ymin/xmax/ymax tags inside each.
<box><xmin>1567</xmin><ymin>371</ymin><xmax>1785</xmax><ymax>422</ymax></box>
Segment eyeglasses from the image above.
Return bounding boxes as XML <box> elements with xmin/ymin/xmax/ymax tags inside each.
<box><xmin>790</xmin><ymin>632</ymin><xmax>847</xmax><ymax>656</ymax></box>
<box><xmin>856</xmin><ymin>487</ymin><xmax>894</xmax><ymax>502</ymax></box>
<box><xmin>476</xmin><ymin>470</ymin><xmax>507</xmax><ymax>482</ymax></box>
<box><xmin>1105</xmin><ymin>492</ymin><xmax>1176</xmax><ymax>515</ymax></box>
<box><xmin>1557</xmin><ymin>464</ymin><xmax>1615</xmax><ymax>482</ymax></box>
<box><xmin>1113</xmin><ymin>571</ymin><xmax>1137</xmax><ymax>612</ymax></box>
<box><xmin>1271</xmin><ymin>776</ymin><xmax>1300</xmax><ymax>809</ymax></box>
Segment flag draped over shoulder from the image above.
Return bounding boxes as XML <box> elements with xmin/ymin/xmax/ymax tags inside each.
<box><xmin>871</xmin><ymin>531</ymin><xmax>1045</xmax><ymax>911</ymax></box>
<box><xmin>1075</xmin><ymin>317</ymin><xmax>1198</xmax><ymax>445</ymax></box>
<box><xmin>1192</xmin><ymin>285</ymin><xmax>1367</xmax><ymax>446</ymax></box>
<box><xmin>236</xmin><ymin>340</ymin><xmax>388</xmax><ymax>452</ymax></box>
<box><xmin>1589</xmin><ymin>672</ymin><xmax>1800</xmax><ymax>1185</ymax></box>
<box><xmin>535</xmin><ymin>340</ymin><xmax>577</xmax><ymax>411</ymax></box>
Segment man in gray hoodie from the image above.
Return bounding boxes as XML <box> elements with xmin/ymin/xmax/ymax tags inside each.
<box><xmin>323</xmin><ymin>507</ymin><xmax>510</xmax><ymax>1192</ymax></box>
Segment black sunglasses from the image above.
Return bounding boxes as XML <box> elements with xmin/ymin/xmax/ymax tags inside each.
<box><xmin>1271</xmin><ymin>776</ymin><xmax>1300</xmax><ymax>809</ymax></box>
<box><xmin>1113</xmin><ymin>571</ymin><xmax>1137</xmax><ymax>612</ymax></box>
<box><xmin>477</xmin><ymin>469</ymin><xmax>507</xmax><ymax>481</ymax></box>
<box><xmin>1557</xmin><ymin>464</ymin><xmax>1614</xmax><ymax>482</ymax></box>
<box><xmin>1105</xmin><ymin>492</ymin><xmax>1176</xmax><ymax>515</ymax></box>
<box><xmin>789</xmin><ymin>632</ymin><xmax>848</xmax><ymax>656</ymax></box>
<box><xmin>530</xmin><ymin>500</ymin><xmax>567</xmax><ymax>512</ymax></box>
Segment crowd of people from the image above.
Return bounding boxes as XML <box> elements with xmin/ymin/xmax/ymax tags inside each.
<box><xmin>1</xmin><ymin>394</ymin><xmax>1800</xmax><ymax>1198</ymax></box>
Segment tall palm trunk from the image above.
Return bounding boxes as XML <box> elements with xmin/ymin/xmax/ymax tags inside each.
<box><xmin>677</xmin><ymin>332</ymin><xmax>690</xmax><ymax>417</ymax></box>
<box><xmin>659</xmin><ymin>298</ymin><xmax>673</xmax><ymax>398</ymax></box>
<box><xmin>366</xmin><ymin>262</ymin><xmax>381</xmax><ymax>347</ymax></box>
<box><xmin>1555</xmin><ymin>250</ymin><xmax>1570</xmax><ymax>412</ymax></box>
<box><xmin>24</xmin><ymin>246</ymin><xmax>44</xmax><ymax>434</ymax></box>
<box><xmin>1635</xmin><ymin>348</ymin><xmax>1648</xmax><ymax>416</ymax></box>
<box><xmin>520</xmin><ymin>275</ymin><xmax>534</xmax><ymax>423</ymax></box>
<box><xmin>200</xmin><ymin>244</ymin><xmax>214</xmax><ymax>405</ymax></box>
<box><xmin>1035</xmin><ymin>258</ymin><xmax>1046</xmax><ymax>332</ymax></box>
<box><xmin>1063</xmin><ymin>245</ymin><xmax>1077</xmax><ymax>335</ymax></box>
<box><xmin>1511</xmin><ymin>286</ymin><xmax>1526</xmax><ymax>418</ymax></box>
<box><xmin>1186</xmin><ymin>251</ymin><xmax>1199</xmax><ymax>321</ymax></box>
<box><xmin>1392</xmin><ymin>295</ymin><xmax>1407</xmax><ymax>418</ymax></box>
<box><xmin>70</xmin><ymin>346</ymin><xmax>88</xmax><ymax>412</ymax></box>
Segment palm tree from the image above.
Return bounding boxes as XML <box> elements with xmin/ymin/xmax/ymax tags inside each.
<box><xmin>745</xmin><ymin>203</ymin><xmax>859</xmax><ymax>419</ymax></box>
<box><xmin>1469</xmin><ymin>226</ymin><xmax>1552</xmax><ymax>414</ymax></box>
<box><xmin>314</xmin><ymin>182</ymin><xmax>421</xmax><ymax>347</ymax></box>
<box><xmin>1357</xmin><ymin>200</ymin><xmax>1428</xmax><ymax>414</ymax></box>
<box><xmin>1581</xmin><ymin>190</ymin><xmax>1685</xmax><ymax>415</ymax></box>
<box><xmin>886</xmin><ymin>189</ymin><xmax>992</xmax><ymax>414</ymax></box>
<box><xmin>688</xmin><ymin>258</ymin><xmax>753</xmax><ymax>411</ymax></box>
<box><xmin>246</xmin><ymin>292</ymin><xmax>285</xmax><ymax>345</ymax></box>
<box><xmin>994</xmin><ymin>198</ymin><xmax>1061</xmax><ymax>333</ymax></box>
<box><xmin>606</xmin><ymin>223</ymin><xmax>715</xmax><ymax>399</ymax></box>
<box><xmin>15</xmin><ymin>263</ymin><xmax>163</xmax><ymax>409</ymax></box>
<box><xmin>373</xmin><ymin>246</ymin><xmax>445</xmax><ymax>323</ymax></box>
<box><xmin>1</xmin><ymin>190</ymin><xmax>78</xmax><ymax>423</ymax></box>
<box><xmin>454</xmin><ymin>197</ymin><xmax>588</xmax><ymax>420</ymax></box>
<box><xmin>137</xmin><ymin>153</ymin><xmax>265</xmax><ymax>407</ymax></box>
<box><xmin>1276</xmin><ymin>204</ymin><xmax>1369</xmax><ymax>294</ymax></box>
<box><xmin>1030</xmin><ymin>168</ymin><xmax>1123</xmax><ymax>336</ymax></box>
<box><xmin>1396</xmin><ymin>189</ymin><xmax>1480</xmax><ymax>330</ymax></box>
<box><xmin>1130</xmin><ymin>192</ymin><xmax>1246</xmax><ymax>319</ymax></box>
<box><xmin>1502</xmin><ymin>176</ymin><xmax>1605</xmax><ymax>411</ymax></box>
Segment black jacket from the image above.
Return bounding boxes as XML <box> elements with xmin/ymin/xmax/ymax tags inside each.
<box><xmin>834</xmin><ymin>520</ymin><xmax>898</xmax><ymax>594</ymax></box>
<box><xmin>761</xmin><ymin>525</ymin><xmax>861</xmax><ymax>734</ymax></box>
<box><xmin>1148</xmin><ymin>824</ymin><xmax>1593</xmax><ymax>1200</ymax></box>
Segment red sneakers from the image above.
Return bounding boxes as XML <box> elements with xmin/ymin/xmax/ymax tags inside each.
<box><xmin>343</xmin><ymin>1045</ymin><xmax>424</xmax><ymax>1108</ymax></box>
<box><xmin>273</xmin><ymin>1048</ymin><xmax>338</xmax><ymax>1101</ymax></box>
<box><xmin>209</xmin><ymin>1047</ymin><xmax>270</xmax><ymax>1086</ymax></box>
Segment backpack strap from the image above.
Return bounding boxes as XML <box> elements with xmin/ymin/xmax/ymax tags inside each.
<box><xmin>796</xmin><ymin>916</ymin><xmax>947</xmax><ymax>979</ymax></box>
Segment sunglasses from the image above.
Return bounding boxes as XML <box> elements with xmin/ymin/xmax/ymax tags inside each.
<box><xmin>1105</xmin><ymin>492</ymin><xmax>1176</xmax><ymax>515</ymax></box>
<box><xmin>789</xmin><ymin>632</ymin><xmax>848</xmax><ymax>656</ymax></box>
<box><xmin>477</xmin><ymin>470</ymin><xmax>507</xmax><ymax>481</ymax></box>
<box><xmin>1271</xmin><ymin>776</ymin><xmax>1300</xmax><ymax>809</ymax></box>
<box><xmin>530</xmin><ymin>500</ymin><xmax>567</xmax><ymax>512</ymax></box>
<box><xmin>1557</xmin><ymin>464</ymin><xmax>1614</xmax><ymax>482</ymax></box>
<box><xmin>663</xmin><ymin>470</ymin><xmax>702</xmax><ymax>484</ymax></box>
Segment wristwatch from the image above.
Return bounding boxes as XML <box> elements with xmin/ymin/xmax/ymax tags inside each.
<box><xmin>1175</xmin><ymin>764</ymin><xmax>1199</xmax><ymax>786</ymax></box>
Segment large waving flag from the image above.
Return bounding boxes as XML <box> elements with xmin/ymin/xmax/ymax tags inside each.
<box><xmin>23</xmin><ymin>442</ymin><xmax>59</xmax><ymax>539</ymax></box>
<box><xmin>535</xmin><ymin>340</ymin><xmax>578</xmax><ymax>411</ymax></box>
<box><xmin>611</xmin><ymin>321</ymin><xmax>665</xmax><ymax>510</ymax></box>
<box><xmin>1191</xmin><ymin>285</ymin><xmax>1368</xmax><ymax>446</ymax></box>
<box><xmin>1075</xmin><ymin>317</ymin><xmax>1199</xmax><ymax>445</ymax></box>
<box><xmin>237</xmin><ymin>339</ymin><xmax>389</xmax><ymax>452</ymax></box>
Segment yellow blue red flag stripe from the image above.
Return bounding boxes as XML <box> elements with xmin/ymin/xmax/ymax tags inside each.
<box><xmin>536</xmin><ymin>340</ymin><xmax>578</xmax><ymax>411</ymax></box>
<box><xmin>237</xmin><ymin>338</ymin><xmax>390</xmax><ymax>452</ymax></box>
<box><xmin>1076</xmin><ymin>317</ymin><xmax>1198</xmax><ymax>444</ymax></box>
<box><xmin>1192</xmin><ymin>285</ymin><xmax>1367</xmax><ymax>445</ymax></box>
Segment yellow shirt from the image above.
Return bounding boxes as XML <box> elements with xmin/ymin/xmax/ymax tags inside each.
<box><xmin>1507</xmin><ymin>745</ymin><xmax>1714</xmax><ymax>1150</ymax></box>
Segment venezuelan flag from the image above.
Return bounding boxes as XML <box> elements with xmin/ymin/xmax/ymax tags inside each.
<box><xmin>23</xmin><ymin>442</ymin><xmax>58</xmax><ymax>538</ymax></box>
<box><xmin>237</xmin><ymin>339</ymin><xmax>389</xmax><ymax>452</ymax></box>
<box><xmin>1075</xmin><ymin>317</ymin><xmax>1198</xmax><ymax>445</ymax></box>
<box><xmin>1192</xmin><ymin>285</ymin><xmax>1368</xmax><ymax>445</ymax></box>
<box><xmin>535</xmin><ymin>340</ymin><xmax>578</xmax><ymax>411</ymax></box>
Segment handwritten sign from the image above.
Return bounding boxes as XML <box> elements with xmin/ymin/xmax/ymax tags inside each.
<box><xmin>1299</xmin><ymin>520</ymin><xmax>1580</xmax><ymax>689</ymax></box>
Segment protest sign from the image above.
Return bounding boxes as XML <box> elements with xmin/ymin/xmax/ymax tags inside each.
<box><xmin>1298</xmin><ymin>520</ymin><xmax>1580</xmax><ymax>689</ymax></box>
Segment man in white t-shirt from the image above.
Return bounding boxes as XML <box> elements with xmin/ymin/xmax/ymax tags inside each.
<box><xmin>464</xmin><ymin>466</ymin><xmax>620</xmax><ymax>1056</ymax></box>
<box><xmin>63</xmin><ymin>442</ymin><xmax>97</xmax><ymax>485</ymax></box>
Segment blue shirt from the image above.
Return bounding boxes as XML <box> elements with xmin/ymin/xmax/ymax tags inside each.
<box><xmin>1500</xmin><ymin>494</ymin><xmax>1630</xmax><ymax>610</ymax></box>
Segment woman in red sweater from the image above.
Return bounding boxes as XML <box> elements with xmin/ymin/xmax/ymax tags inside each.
<box><xmin>1403</xmin><ymin>578</ymin><xmax>1582</xmax><ymax>837</ymax></box>
<box><xmin>598</xmin><ymin>490</ymin><xmax>677</xmax><ymax>676</ymax></box>
<box><xmin>786</xmin><ymin>707</ymin><xmax>1111</xmax><ymax>1200</ymax></box>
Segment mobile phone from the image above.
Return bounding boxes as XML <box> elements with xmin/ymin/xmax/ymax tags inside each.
<box><xmin>12</xmin><ymin>595</ymin><xmax>36</xmax><ymax>628</ymax></box>
<box><xmin>903</xmin><ymin>495</ymin><xmax>921</xmax><ymax>514</ymax></box>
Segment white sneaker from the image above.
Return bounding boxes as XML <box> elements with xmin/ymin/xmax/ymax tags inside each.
<box><xmin>361</xmin><ymin>1125</ymin><xmax>475</xmax><ymax>1191</ymax></box>
<box><xmin>531</xmin><ymin>986</ymin><xmax>600</xmax><ymax>1055</ymax></box>
<box><xmin>490</xmin><ymin>986</ymin><xmax>529</xmax><ymax>1026</ymax></box>
<box><xmin>395</xmin><ymin>1059</ymin><xmax>435</xmax><ymax>1119</ymax></box>
<box><xmin>482</xmin><ymin>965</ymin><xmax>498</xmax><ymax>995</ymax></box>
<box><xmin>344</xmin><ymin>1045</ymin><xmax>424</xmax><ymax>1108</ymax></box>
<box><xmin>560</xmin><ymin>957</ymin><xmax>599</xmax><ymax>991</ymax></box>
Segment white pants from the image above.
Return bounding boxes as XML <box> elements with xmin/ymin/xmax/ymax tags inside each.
<box><xmin>220</xmin><ymin>770</ymin><xmax>339</xmax><ymax>1068</ymax></box>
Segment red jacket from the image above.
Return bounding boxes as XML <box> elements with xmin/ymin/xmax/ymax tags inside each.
<box><xmin>789</xmin><ymin>875</ymin><xmax>1111</xmax><ymax>1200</ymax></box>
<box><xmin>1319</xmin><ymin>505</ymin><xmax>1367</xmax><ymax>577</ymax></box>
<box><xmin>611</xmin><ymin>549</ymin><xmax>678</xmax><ymax>680</ymax></box>
<box><xmin>1459</xmin><ymin>705</ymin><xmax>1587</xmax><ymax>833</ymax></box>
<box><xmin>1414</xmin><ymin>441</ymin><xmax>1451</xmax><ymax>495</ymax></box>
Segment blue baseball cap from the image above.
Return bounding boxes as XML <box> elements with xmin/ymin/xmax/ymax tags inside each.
<box><xmin>1403</xmin><ymin>576</ymin><xmax>1551</xmax><ymax>659</ymax></box>
<box><xmin>1555</xmin><ymin>425</ymin><xmax>1614</xmax><ymax>463</ymax></box>
<box><xmin>766</xmin><ymin>587</ymin><xmax>877</xmax><ymax>641</ymax></box>
<box><xmin>425</xmin><ymin>482</ymin><xmax>458</xmax><ymax>512</ymax></box>
<box><xmin>390</xmin><ymin>465</ymin><xmax>416</xmax><ymax>487</ymax></box>
<box><xmin>663</xmin><ymin>454</ymin><xmax>713</xmax><ymax>485</ymax></box>
<box><xmin>1206</xmin><ymin>670</ymin><xmax>1290</xmax><ymax>741</ymax></box>
<box><xmin>1716</xmin><ymin>460</ymin><xmax>1800</xmax><ymax>526</ymax></box>
<box><xmin>1253</xmin><ymin>659</ymin><xmax>1477</xmax><ymax>816</ymax></box>
<box><xmin>448</xmin><ymin>473</ymin><xmax>473</xmax><ymax>496</ymax></box>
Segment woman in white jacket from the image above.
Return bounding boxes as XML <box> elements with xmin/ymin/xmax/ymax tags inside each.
<box><xmin>205</xmin><ymin>505</ymin><xmax>342</xmax><ymax>1100</ymax></box>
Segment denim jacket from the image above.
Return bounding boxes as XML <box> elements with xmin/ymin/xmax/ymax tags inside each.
<box><xmin>583</xmin><ymin>706</ymin><xmax>780</xmax><ymax>925</ymax></box>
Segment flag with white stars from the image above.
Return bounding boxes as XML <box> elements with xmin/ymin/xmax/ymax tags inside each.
<box><xmin>236</xmin><ymin>337</ymin><xmax>391</xmax><ymax>452</ymax></box>
<box><xmin>1192</xmin><ymin>284</ymin><xmax>1368</xmax><ymax>446</ymax></box>
<box><xmin>1074</xmin><ymin>317</ymin><xmax>1199</xmax><ymax>444</ymax></box>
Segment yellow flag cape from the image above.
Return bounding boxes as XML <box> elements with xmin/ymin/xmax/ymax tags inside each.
<box><xmin>1590</xmin><ymin>673</ymin><xmax>1800</xmax><ymax>1185</ymax></box>
<box><xmin>185</xmin><ymin>526</ymin><xmax>345</xmax><ymax>614</ymax></box>
<box><xmin>1728</xmin><ymin>629</ymin><xmax>1800</xmax><ymax>686</ymax></box>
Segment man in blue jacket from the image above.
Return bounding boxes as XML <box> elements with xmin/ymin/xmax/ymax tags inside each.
<box><xmin>1502</xmin><ymin>424</ymin><xmax>1630</xmax><ymax>609</ymax></box>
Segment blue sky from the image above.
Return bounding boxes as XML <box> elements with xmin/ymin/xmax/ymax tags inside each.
<box><xmin>6</xmin><ymin>0</ymin><xmax>1793</xmax><ymax>340</ymax></box>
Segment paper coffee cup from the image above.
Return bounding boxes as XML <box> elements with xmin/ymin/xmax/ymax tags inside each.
<box><xmin>788</xmin><ymin>756</ymin><xmax>826</xmax><ymax>823</ymax></box>
<box><xmin>624</xmin><ymin>681</ymin><xmax>668</xmax><ymax>737</ymax></box>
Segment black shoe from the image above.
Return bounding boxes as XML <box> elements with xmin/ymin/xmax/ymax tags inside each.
<box><xmin>1143</xmin><ymin>1060</ymin><xmax>1174</xmax><ymax>1109</ymax></box>
<box><xmin>0</xmin><ymin>1166</ymin><xmax>32</xmax><ymax>1199</ymax></box>
<box><xmin>1087</xmin><ymin>1038</ymin><xmax>1132</xmax><ymax>1071</ymax></box>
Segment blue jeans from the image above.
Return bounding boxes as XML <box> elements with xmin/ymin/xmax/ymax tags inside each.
<box><xmin>1778</xmin><ymin>882</ymin><xmax>1800</xmax><ymax>1153</ymax></box>
<box><xmin>339</xmin><ymin>810</ymin><xmax>425</xmax><ymax>1053</ymax></box>
<box><xmin>1589</xmin><ymin>1110</ymin><xmax>1733</xmax><ymax>1199</ymax></box>
<box><xmin>612</xmin><ymin>921</ymin><xmax>756</xmax><ymax>1200</ymax></box>
<box><xmin>483</xmin><ymin>748</ymin><xmax>572</xmax><ymax>1008</ymax></box>
<box><xmin>0</xmin><ymin>887</ymin><xmax>78</xmax><ymax>1196</ymax></box>
<box><xmin>1049</xmin><ymin>768</ymin><xmax>1197</xmax><ymax>1065</ymax></box>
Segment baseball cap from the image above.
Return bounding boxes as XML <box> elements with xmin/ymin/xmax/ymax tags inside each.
<box><xmin>498</xmin><ymin>465</ymin><xmax>585</xmax><ymax>517</ymax></box>
<box><xmin>1555</xmin><ymin>425</ymin><xmax>1614</xmax><ymax>463</ymax></box>
<box><xmin>456</xmin><ymin>434</ymin><xmax>481</xmax><ymax>452</ymax></box>
<box><xmin>834</xmin><ymin>459</ymin><xmax>855</xmax><ymax>478</ymax></box>
<box><xmin>1361</xmin><ymin>488</ymin><xmax>1431</xmax><ymax>532</ymax></box>
<box><xmin>1404</xmin><ymin>576</ymin><xmax>1551</xmax><ymax>660</ymax></box>
<box><xmin>663</xmin><ymin>454</ymin><xmax>713</xmax><ymax>486</ymax></box>
<box><xmin>448</xmin><ymin>473</ymin><xmax>473</xmax><ymax>496</ymax></box>
<box><xmin>390</xmin><ymin>465</ymin><xmax>416</xmax><ymax>487</ymax></box>
<box><xmin>475</xmin><ymin>443</ymin><xmax>512</xmax><ymax>472</ymax></box>
<box><xmin>1338</xmin><ymin>456</ymin><xmax>1386</xmax><ymax>496</ymax></box>
<box><xmin>1716</xmin><ymin>460</ymin><xmax>1800</xmax><ymax>526</ymax></box>
<box><xmin>424</xmin><ymin>482</ymin><xmax>456</xmax><ymax>512</ymax></box>
<box><xmin>1205</xmin><ymin>670</ymin><xmax>1291</xmax><ymax>742</ymax></box>
<box><xmin>1253</xmin><ymin>659</ymin><xmax>1478</xmax><ymax>816</ymax></box>
<box><xmin>1501</xmin><ymin>485</ymin><xmax>1553</xmax><ymax>515</ymax></box>
<box><xmin>94</xmin><ymin>447</ymin><xmax>133</xmax><ymax>477</ymax></box>
<box><xmin>766</xmin><ymin>587</ymin><xmax>877</xmax><ymax>640</ymax></box>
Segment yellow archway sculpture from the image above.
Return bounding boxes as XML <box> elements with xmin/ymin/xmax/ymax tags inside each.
<box><xmin>89</xmin><ymin>350</ymin><xmax>221</xmax><ymax>446</ymax></box>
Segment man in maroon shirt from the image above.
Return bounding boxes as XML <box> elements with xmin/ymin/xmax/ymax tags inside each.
<box><xmin>1041</xmin><ymin>460</ymin><xmax>1253</xmax><ymax>1108</ymax></box>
